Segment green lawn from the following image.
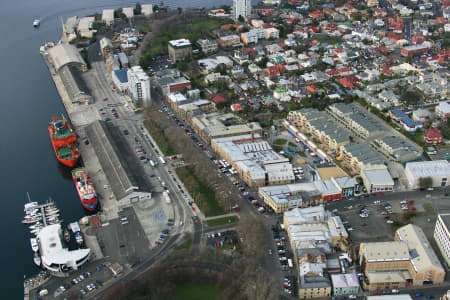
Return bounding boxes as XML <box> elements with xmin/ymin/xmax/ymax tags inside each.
<box><xmin>173</xmin><ymin>282</ymin><xmax>220</xmax><ymax>300</ymax></box>
<box><xmin>273</xmin><ymin>145</ymin><xmax>283</xmax><ymax>153</ymax></box>
<box><xmin>177</xmin><ymin>238</ymin><xmax>192</xmax><ymax>249</ymax></box>
<box><xmin>298</xmin><ymin>151</ymin><xmax>306</xmax><ymax>157</ymax></box>
<box><xmin>207</xmin><ymin>216</ymin><xmax>239</xmax><ymax>227</ymax></box>
<box><xmin>313</xmin><ymin>35</ymin><xmax>341</xmax><ymax>44</ymax></box>
<box><xmin>143</xmin><ymin>119</ymin><xmax>175</xmax><ymax>156</ymax></box>
<box><xmin>176</xmin><ymin>166</ymin><xmax>224</xmax><ymax>217</ymax></box>
<box><xmin>140</xmin><ymin>17</ymin><xmax>227</xmax><ymax>63</ymax></box>
<box><xmin>274</xmin><ymin>138</ymin><xmax>287</xmax><ymax>145</ymax></box>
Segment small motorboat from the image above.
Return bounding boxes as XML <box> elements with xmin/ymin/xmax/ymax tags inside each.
<box><xmin>30</xmin><ymin>238</ymin><xmax>39</xmax><ymax>252</ymax></box>
<box><xmin>30</xmin><ymin>228</ymin><xmax>42</xmax><ymax>235</ymax></box>
<box><xmin>33</xmin><ymin>19</ymin><xmax>40</xmax><ymax>27</ymax></box>
<box><xmin>33</xmin><ymin>253</ymin><xmax>41</xmax><ymax>266</ymax></box>
<box><xmin>75</xmin><ymin>232</ymin><xmax>83</xmax><ymax>246</ymax></box>
<box><xmin>64</xmin><ymin>229</ymin><xmax>70</xmax><ymax>243</ymax></box>
<box><xmin>46</xmin><ymin>210</ymin><xmax>59</xmax><ymax>216</ymax></box>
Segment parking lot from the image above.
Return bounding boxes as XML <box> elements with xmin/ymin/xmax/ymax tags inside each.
<box><xmin>337</xmin><ymin>203</ymin><xmax>395</xmax><ymax>243</ymax></box>
<box><xmin>43</xmin><ymin>259</ymin><xmax>116</xmax><ymax>299</ymax></box>
<box><xmin>206</xmin><ymin>230</ymin><xmax>239</xmax><ymax>249</ymax></box>
<box><xmin>269</xmin><ymin>222</ymin><xmax>298</xmax><ymax>297</ymax></box>
<box><xmin>96</xmin><ymin>207</ymin><xmax>151</xmax><ymax>264</ymax></box>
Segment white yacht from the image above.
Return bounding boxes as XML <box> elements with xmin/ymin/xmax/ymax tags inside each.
<box><xmin>33</xmin><ymin>253</ymin><xmax>41</xmax><ymax>266</ymax></box>
<box><xmin>30</xmin><ymin>238</ymin><xmax>39</xmax><ymax>252</ymax></box>
<box><xmin>33</xmin><ymin>19</ymin><xmax>40</xmax><ymax>27</ymax></box>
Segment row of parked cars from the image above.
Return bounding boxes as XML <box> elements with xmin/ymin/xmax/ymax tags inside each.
<box><xmin>207</xmin><ymin>230</ymin><xmax>238</xmax><ymax>248</ymax></box>
<box><xmin>283</xmin><ymin>276</ymin><xmax>297</xmax><ymax>296</ymax></box>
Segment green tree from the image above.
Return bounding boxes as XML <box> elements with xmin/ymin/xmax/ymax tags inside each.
<box><xmin>353</xmin><ymin>14</ymin><xmax>362</xmax><ymax>21</ymax></box>
<box><xmin>177</xmin><ymin>7</ymin><xmax>182</xmax><ymax>15</ymax></box>
<box><xmin>405</xmin><ymin>56</ymin><xmax>412</xmax><ymax>64</ymax></box>
<box><xmin>238</xmin><ymin>15</ymin><xmax>245</xmax><ymax>23</ymax></box>
<box><xmin>134</xmin><ymin>2</ymin><xmax>142</xmax><ymax>15</ymax></box>
<box><xmin>256</xmin><ymin>56</ymin><xmax>269</xmax><ymax>69</ymax></box>
<box><xmin>418</xmin><ymin>177</ymin><xmax>433</xmax><ymax>189</ymax></box>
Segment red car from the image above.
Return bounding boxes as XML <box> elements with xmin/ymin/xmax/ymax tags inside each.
<box><xmin>409</xmin><ymin>207</ymin><xmax>416</xmax><ymax>211</ymax></box>
<box><xmin>360</xmin><ymin>223</ymin><xmax>367</xmax><ymax>227</ymax></box>
<box><xmin>373</xmin><ymin>292</ymin><xmax>381</xmax><ymax>296</ymax></box>
<box><xmin>180</xmin><ymin>189</ymin><xmax>184</xmax><ymax>194</ymax></box>
<box><xmin>201</xmin><ymin>147</ymin><xmax>207</xmax><ymax>151</ymax></box>
<box><xmin>378</xmin><ymin>192</ymin><xmax>384</xmax><ymax>196</ymax></box>
<box><xmin>407</xmin><ymin>200</ymin><xmax>414</xmax><ymax>206</ymax></box>
<box><xmin>192</xmin><ymin>206</ymin><xmax>196</xmax><ymax>212</ymax></box>
<box><xmin>155</xmin><ymin>241</ymin><xmax>161</xmax><ymax>245</ymax></box>
<box><xmin>168</xmin><ymin>170</ymin><xmax>172</xmax><ymax>174</ymax></box>
<box><xmin>103</xmin><ymin>97</ymin><xmax>108</xmax><ymax>101</ymax></box>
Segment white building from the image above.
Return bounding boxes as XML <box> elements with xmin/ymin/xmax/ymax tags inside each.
<box><xmin>233</xmin><ymin>0</ymin><xmax>251</xmax><ymax>20</ymax></box>
<box><xmin>77</xmin><ymin>17</ymin><xmax>95</xmax><ymax>38</ymax></box>
<box><xmin>38</xmin><ymin>224</ymin><xmax>90</xmax><ymax>273</ymax></box>
<box><xmin>102</xmin><ymin>9</ymin><xmax>115</xmax><ymax>25</ymax></box>
<box><xmin>360</xmin><ymin>168</ymin><xmax>394</xmax><ymax>194</ymax></box>
<box><xmin>127</xmin><ymin>66</ymin><xmax>151</xmax><ymax>107</ymax></box>
<box><xmin>405</xmin><ymin>160</ymin><xmax>450</xmax><ymax>189</ymax></box>
<box><xmin>122</xmin><ymin>7</ymin><xmax>134</xmax><ymax>18</ymax></box>
<box><xmin>434</xmin><ymin>213</ymin><xmax>450</xmax><ymax>267</ymax></box>
<box><xmin>141</xmin><ymin>4</ymin><xmax>153</xmax><ymax>16</ymax></box>
<box><xmin>436</xmin><ymin>102</ymin><xmax>450</xmax><ymax>120</ymax></box>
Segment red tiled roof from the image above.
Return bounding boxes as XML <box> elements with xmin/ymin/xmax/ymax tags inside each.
<box><xmin>212</xmin><ymin>95</ymin><xmax>226</xmax><ymax>103</ymax></box>
<box><xmin>231</xmin><ymin>103</ymin><xmax>243</xmax><ymax>111</ymax></box>
<box><xmin>381</xmin><ymin>67</ymin><xmax>392</xmax><ymax>75</ymax></box>
<box><xmin>338</xmin><ymin>78</ymin><xmax>354</xmax><ymax>89</ymax></box>
<box><xmin>266</xmin><ymin>66</ymin><xmax>280</xmax><ymax>76</ymax></box>
<box><xmin>309</xmin><ymin>10</ymin><xmax>324</xmax><ymax>16</ymax></box>
<box><xmin>306</xmin><ymin>86</ymin><xmax>317</xmax><ymax>93</ymax></box>
<box><xmin>424</xmin><ymin>127</ymin><xmax>443</xmax><ymax>139</ymax></box>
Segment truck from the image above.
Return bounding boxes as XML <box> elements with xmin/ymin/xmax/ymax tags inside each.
<box><xmin>163</xmin><ymin>191</ymin><xmax>171</xmax><ymax>204</ymax></box>
<box><xmin>159</xmin><ymin>156</ymin><xmax>166</xmax><ymax>164</ymax></box>
<box><xmin>288</xmin><ymin>259</ymin><xmax>293</xmax><ymax>268</ymax></box>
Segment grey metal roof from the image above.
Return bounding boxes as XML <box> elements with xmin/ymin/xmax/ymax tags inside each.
<box><xmin>85</xmin><ymin>121</ymin><xmax>153</xmax><ymax>201</ymax></box>
<box><xmin>48</xmin><ymin>43</ymin><xmax>86</xmax><ymax>71</ymax></box>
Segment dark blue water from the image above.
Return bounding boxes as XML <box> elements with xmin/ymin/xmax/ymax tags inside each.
<box><xmin>0</xmin><ymin>0</ymin><xmax>229</xmax><ymax>297</ymax></box>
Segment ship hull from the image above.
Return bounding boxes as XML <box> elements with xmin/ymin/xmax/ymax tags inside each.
<box><xmin>51</xmin><ymin>143</ymin><xmax>80</xmax><ymax>167</ymax></box>
<box><xmin>80</xmin><ymin>201</ymin><xmax>97</xmax><ymax>212</ymax></box>
<box><xmin>72</xmin><ymin>168</ymin><xmax>98</xmax><ymax>211</ymax></box>
<box><xmin>48</xmin><ymin>116</ymin><xmax>76</xmax><ymax>148</ymax></box>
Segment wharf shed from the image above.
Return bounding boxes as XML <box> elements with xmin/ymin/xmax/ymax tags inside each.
<box><xmin>85</xmin><ymin>120</ymin><xmax>152</xmax><ymax>207</ymax></box>
<box><xmin>48</xmin><ymin>43</ymin><xmax>87</xmax><ymax>71</ymax></box>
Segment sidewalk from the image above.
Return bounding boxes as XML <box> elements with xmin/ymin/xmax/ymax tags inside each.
<box><xmin>205</xmin><ymin>213</ymin><xmax>240</xmax><ymax>221</ymax></box>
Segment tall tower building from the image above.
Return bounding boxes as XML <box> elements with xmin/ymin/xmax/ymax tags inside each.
<box><xmin>233</xmin><ymin>0</ymin><xmax>251</xmax><ymax>20</ymax></box>
<box><xmin>127</xmin><ymin>66</ymin><xmax>151</xmax><ymax>108</ymax></box>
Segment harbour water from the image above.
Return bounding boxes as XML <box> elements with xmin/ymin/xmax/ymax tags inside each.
<box><xmin>0</xmin><ymin>0</ymin><xmax>229</xmax><ymax>297</ymax></box>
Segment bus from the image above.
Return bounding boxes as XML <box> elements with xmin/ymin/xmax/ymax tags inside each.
<box><xmin>159</xmin><ymin>156</ymin><xmax>166</xmax><ymax>164</ymax></box>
